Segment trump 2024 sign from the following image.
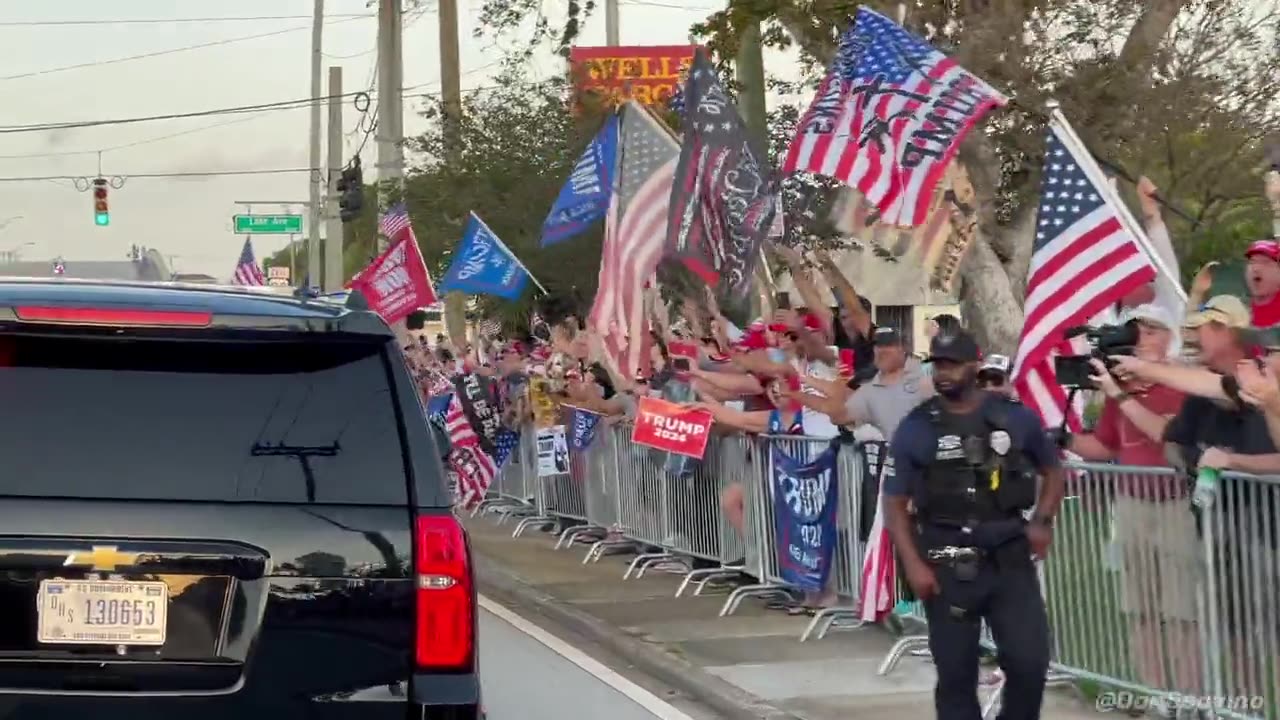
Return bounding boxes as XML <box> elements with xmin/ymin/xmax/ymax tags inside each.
<box><xmin>630</xmin><ymin>397</ymin><xmax>714</xmax><ymax>459</ymax></box>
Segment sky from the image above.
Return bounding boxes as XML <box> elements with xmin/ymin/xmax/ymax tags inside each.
<box><xmin>0</xmin><ymin>0</ymin><xmax>736</xmax><ymax>280</ymax></box>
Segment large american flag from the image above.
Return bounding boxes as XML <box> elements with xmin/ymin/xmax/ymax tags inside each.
<box><xmin>446</xmin><ymin>393</ymin><xmax>497</xmax><ymax>509</ymax></box>
<box><xmin>1012</xmin><ymin>119</ymin><xmax>1156</xmax><ymax>430</ymax></box>
<box><xmin>232</xmin><ymin>238</ymin><xmax>265</xmax><ymax>286</ymax></box>
<box><xmin>379</xmin><ymin>202</ymin><xmax>412</xmax><ymax>242</ymax></box>
<box><xmin>783</xmin><ymin>8</ymin><xmax>1005</xmax><ymax>228</ymax></box>
<box><xmin>589</xmin><ymin>101</ymin><xmax>679</xmax><ymax>378</ymax></box>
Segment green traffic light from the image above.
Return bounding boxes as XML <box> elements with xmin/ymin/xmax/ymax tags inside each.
<box><xmin>94</xmin><ymin>213</ymin><xmax>109</xmax><ymax>227</ymax></box>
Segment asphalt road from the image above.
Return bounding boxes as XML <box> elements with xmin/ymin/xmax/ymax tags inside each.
<box><xmin>478</xmin><ymin>601</ymin><xmax>701</xmax><ymax>720</ymax></box>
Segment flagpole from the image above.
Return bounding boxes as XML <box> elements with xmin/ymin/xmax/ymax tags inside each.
<box><xmin>1047</xmin><ymin>101</ymin><xmax>1187</xmax><ymax>303</ymax></box>
<box><xmin>470</xmin><ymin>212</ymin><xmax>549</xmax><ymax>295</ymax></box>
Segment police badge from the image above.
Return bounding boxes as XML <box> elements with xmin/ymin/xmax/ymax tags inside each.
<box><xmin>989</xmin><ymin>430</ymin><xmax>1011</xmax><ymax>456</ymax></box>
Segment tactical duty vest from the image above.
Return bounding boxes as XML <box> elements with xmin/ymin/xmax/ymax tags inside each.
<box><xmin>912</xmin><ymin>396</ymin><xmax>1038</xmax><ymax>528</ymax></box>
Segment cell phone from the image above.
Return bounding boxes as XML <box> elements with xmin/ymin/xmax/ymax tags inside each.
<box><xmin>838</xmin><ymin>348</ymin><xmax>855</xmax><ymax>378</ymax></box>
<box><xmin>776</xmin><ymin>292</ymin><xmax>792</xmax><ymax>310</ymax></box>
<box><xmin>1053</xmin><ymin>355</ymin><xmax>1096</xmax><ymax>390</ymax></box>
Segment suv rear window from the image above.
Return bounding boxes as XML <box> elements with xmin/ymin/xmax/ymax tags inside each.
<box><xmin>0</xmin><ymin>332</ymin><xmax>408</xmax><ymax>504</ymax></box>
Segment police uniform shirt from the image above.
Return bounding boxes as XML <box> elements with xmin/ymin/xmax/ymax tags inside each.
<box><xmin>884</xmin><ymin>393</ymin><xmax>1060</xmax><ymax>498</ymax></box>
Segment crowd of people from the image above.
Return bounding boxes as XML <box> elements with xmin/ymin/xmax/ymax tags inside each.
<box><xmin>401</xmin><ymin>199</ymin><xmax>1280</xmax><ymax>717</ymax></box>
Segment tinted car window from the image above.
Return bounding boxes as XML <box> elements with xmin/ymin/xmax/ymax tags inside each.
<box><xmin>0</xmin><ymin>333</ymin><xmax>407</xmax><ymax>504</ymax></box>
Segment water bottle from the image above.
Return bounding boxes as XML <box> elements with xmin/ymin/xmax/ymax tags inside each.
<box><xmin>1192</xmin><ymin>466</ymin><xmax>1219</xmax><ymax>509</ymax></box>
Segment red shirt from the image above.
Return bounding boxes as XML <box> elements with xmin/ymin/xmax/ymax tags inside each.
<box><xmin>1253</xmin><ymin>295</ymin><xmax>1280</xmax><ymax>327</ymax></box>
<box><xmin>1094</xmin><ymin>384</ymin><xmax>1186</xmax><ymax>499</ymax></box>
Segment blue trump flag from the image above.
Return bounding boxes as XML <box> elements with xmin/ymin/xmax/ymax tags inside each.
<box><xmin>569</xmin><ymin>408</ymin><xmax>601</xmax><ymax>451</ymax></box>
<box><xmin>541</xmin><ymin>114</ymin><xmax>618</xmax><ymax>247</ymax></box>
<box><xmin>439</xmin><ymin>213</ymin><xmax>531</xmax><ymax>299</ymax></box>
<box><xmin>771</xmin><ymin>441</ymin><xmax>840</xmax><ymax>592</ymax></box>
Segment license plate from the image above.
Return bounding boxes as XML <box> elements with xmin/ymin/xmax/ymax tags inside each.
<box><xmin>36</xmin><ymin>579</ymin><xmax>168</xmax><ymax>646</ymax></box>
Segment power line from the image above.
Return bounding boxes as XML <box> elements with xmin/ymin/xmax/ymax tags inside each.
<box><xmin>0</xmin><ymin>14</ymin><xmax>370</xmax><ymax>82</ymax></box>
<box><xmin>0</xmin><ymin>13</ymin><xmax>373</xmax><ymax>27</ymax></box>
<box><xmin>0</xmin><ymin>112</ymin><xmax>291</xmax><ymax>159</ymax></box>
<box><xmin>0</xmin><ymin>168</ymin><xmax>317</xmax><ymax>183</ymax></box>
<box><xmin>0</xmin><ymin>88</ymin><xmax>390</xmax><ymax>134</ymax></box>
<box><xmin>0</xmin><ymin>77</ymin><xmax>559</xmax><ymax>135</ymax></box>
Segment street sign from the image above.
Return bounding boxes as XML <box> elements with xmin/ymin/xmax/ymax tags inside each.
<box><xmin>267</xmin><ymin>277</ymin><xmax>290</xmax><ymax>287</ymax></box>
<box><xmin>267</xmin><ymin>266</ymin><xmax>290</xmax><ymax>281</ymax></box>
<box><xmin>233</xmin><ymin>214</ymin><xmax>303</xmax><ymax>234</ymax></box>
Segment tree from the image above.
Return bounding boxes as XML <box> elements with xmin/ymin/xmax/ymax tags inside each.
<box><xmin>474</xmin><ymin>0</ymin><xmax>1280</xmax><ymax>353</ymax></box>
<box><xmin>403</xmin><ymin>66</ymin><xmax>610</xmax><ymax>331</ymax></box>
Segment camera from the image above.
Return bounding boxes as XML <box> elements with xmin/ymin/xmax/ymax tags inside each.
<box><xmin>1053</xmin><ymin>321</ymin><xmax>1139</xmax><ymax>389</ymax></box>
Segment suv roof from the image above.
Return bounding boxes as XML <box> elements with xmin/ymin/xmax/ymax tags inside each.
<box><xmin>0</xmin><ymin>278</ymin><xmax>391</xmax><ymax>336</ymax></box>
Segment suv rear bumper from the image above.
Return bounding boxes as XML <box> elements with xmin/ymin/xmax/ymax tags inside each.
<box><xmin>0</xmin><ymin>672</ymin><xmax>481</xmax><ymax>719</ymax></box>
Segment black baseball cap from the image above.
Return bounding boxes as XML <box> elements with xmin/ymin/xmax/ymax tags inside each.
<box><xmin>927</xmin><ymin>330</ymin><xmax>981</xmax><ymax>364</ymax></box>
<box><xmin>872</xmin><ymin>327</ymin><xmax>903</xmax><ymax>346</ymax></box>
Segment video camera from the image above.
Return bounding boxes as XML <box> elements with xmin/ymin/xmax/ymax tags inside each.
<box><xmin>1053</xmin><ymin>321</ymin><xmax>1139</xmax><ymax>390</ymax></box>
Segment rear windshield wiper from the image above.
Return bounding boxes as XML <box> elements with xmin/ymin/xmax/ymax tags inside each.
<box><xmin>250</xmin><ymin>442</ymin><xmax>341</xmax><ymax>502</ymax></box>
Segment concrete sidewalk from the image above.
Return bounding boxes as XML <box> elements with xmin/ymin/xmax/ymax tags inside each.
<box><xmin>464</xmin><ymin>513</ymin><xmax>1108</xmax><ymax>720</ymax></box>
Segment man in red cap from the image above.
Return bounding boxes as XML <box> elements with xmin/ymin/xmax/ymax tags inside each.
<box><xmin>1245</xmin><ymin>238</ymin><xmax>1280</xmax><ymax>327</ymax></box>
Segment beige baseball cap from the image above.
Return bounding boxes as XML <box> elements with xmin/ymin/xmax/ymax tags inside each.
<box><xmin>1184</xmin><ymin>295</ymin><xmax>1250</xmax><ymax>329</ymax></box>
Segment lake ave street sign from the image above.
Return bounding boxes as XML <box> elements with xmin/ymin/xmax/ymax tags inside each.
<box><xmin>233</xmin><ymin>215</ymin><xmax>302</xmax><ymax>234</ymax></box>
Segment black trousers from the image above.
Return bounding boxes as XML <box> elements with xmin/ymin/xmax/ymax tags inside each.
<box><xmin>921</xmin><ymin>544</ymin><xmax>1050</xmax><ymax>720</ymax></box>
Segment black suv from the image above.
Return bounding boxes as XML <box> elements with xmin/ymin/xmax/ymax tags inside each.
<box><xmin>0</xmin><ymin>279</ymin><xmax>480</xmax><ymax>718</ymax></box>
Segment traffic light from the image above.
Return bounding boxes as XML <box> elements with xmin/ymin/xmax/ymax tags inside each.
<box><xmin>337</xmin><ymin>159</ymin><xmax>364</xmax><ymax>223</ymax></box>
<box><xmin>92</xmin><ymin>178</ymin><xmax>109</xmax><ymax>226</ymax></box>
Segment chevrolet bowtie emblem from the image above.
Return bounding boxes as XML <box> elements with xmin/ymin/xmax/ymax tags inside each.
<box><xmin>63</xmin><ymin>546</ymin><xmax>141</xmax><ymax>572</ymax></box>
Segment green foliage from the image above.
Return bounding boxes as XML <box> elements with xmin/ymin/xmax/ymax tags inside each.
<box><xmin>403</xmin><ymin>67</ymin><xmax>610</xmax><ymax>329</ymax></box>
<box><xmin>472</xmin><ymin>0</ymin><xmax>1279</xmax><ymax>301</ymax></box>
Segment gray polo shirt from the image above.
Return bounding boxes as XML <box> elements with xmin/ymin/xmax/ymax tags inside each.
<box><xmin>844</xmin><ymin>364</ymin><xmax>933</xmax><ymax>441</ymax></box>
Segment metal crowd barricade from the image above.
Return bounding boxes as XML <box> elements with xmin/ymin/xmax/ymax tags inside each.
<box><xmin>511</xmin><ymin>425</ymin><xmax>559</xmax><ymax>537</ymax></box>
<box><xmin>479</xmin><ymin>405</ymin><xmax>1280</xmax><ymax>717</ymax></box>
<box><xmin>719</xmin><ymin>435</ymin><xmax>865</xmax><ymax>634</ymax></box>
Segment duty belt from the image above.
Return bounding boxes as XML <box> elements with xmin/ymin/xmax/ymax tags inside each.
<box><xmin>927</xmin><ymin>545</ymin><xmax>984</xmax><ymax>583</ymax></box>
<box><xmin>926</xmin><ymin>546</ymin><xmax>982</xmax><ymax>562</ymax></box>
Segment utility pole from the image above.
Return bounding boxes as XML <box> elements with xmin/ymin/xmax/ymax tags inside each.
<box><xmin>307</xmin><ymin>0</ymin><xmax>325</xmax><ymax>289</ymax></box>
<box><xmin>325</xmin><ymin>66</ymin><xmax>344</xmax><ymax>293</ymax></box>
<box><xmin>439</xmin><ymin>0</ymin><xmax>468</xmax><ymax>348</ymax></box>
<box><xmin>376</xmin><ymin>0</ymin><xmax>405</xmax><ymax>253</ymax></box>
<box><xmin>605</xmin><ymin>0</ymin><xmax>620</xmax><ymax>45</ymax></box>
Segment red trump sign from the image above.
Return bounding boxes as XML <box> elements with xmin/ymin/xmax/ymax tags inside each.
<box><xmin>630</xmin><ymin>397</ymin><xmax>714</xmax><ymax>459</ymax></box>
<box><xmin>568</xmin><ymin>45</ymin><xmax>698</xmax><ymax>109</ymax></box>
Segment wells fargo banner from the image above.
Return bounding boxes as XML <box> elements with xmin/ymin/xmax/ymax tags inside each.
<box><xmin>568</xmin><ymin>45</ymin><xmax>697</xmax><ymax>109</ymax></box>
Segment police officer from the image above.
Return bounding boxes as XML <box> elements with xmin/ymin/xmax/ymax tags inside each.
<box><xmin>885</xmin><ymin>330</ymin><xmax>1065</xmax><ymax>720</ymax></box>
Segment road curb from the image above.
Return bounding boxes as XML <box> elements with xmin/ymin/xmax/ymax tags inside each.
<box><xmin>474</xmin><ymin>545</ymin><xmax>805</xmax><ymax>720</ymax></box>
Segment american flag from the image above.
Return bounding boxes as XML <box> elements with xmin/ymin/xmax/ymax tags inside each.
<box><xmin>1012</xmin><ymin>118</ymin><xmax>1156</xmax><ymax>430</ymax></box>
<box><xmin>445</xmin><ymin>393</ymin><xmax>497</xmax><ymax>509</ymax></box>
<box><xmin>232</xmin><ymin>238</ymin><xmax>265</xmax><ymax>286</ymax></box>
<box><xmin>478</xmin><ymin>318</ymin><xmax>502</xmax><ymax>339</ymax></box>
<box><xmin>783</xmin><ymin>8</ymin><xmax>1006</xmax><ymax>227</ymax></box>
<box><xmin>379</xmin><ymin>202</ymin><xmax>412</xmax><ymax>242</ymax></box>
<box><xmin>589</xmin><ymin>101</ymin><xmax>678</xmax><ymax>378</ymax></box>
<box><xmin>667</xmin><ymin>50</ymin><xmax>776</xmax><ymax>296</ymax></box>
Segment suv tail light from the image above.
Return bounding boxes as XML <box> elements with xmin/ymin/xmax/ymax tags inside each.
<box><xmin>414</xmin><ymin>514</ymin><xmax>474</xmax><ymax>671</ymax></box>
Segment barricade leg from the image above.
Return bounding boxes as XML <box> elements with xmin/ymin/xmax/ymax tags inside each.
<box><xmin>800</xmin><ymin>607</ymin><xmax>867</xmax><ymax>642</ymax></box>
<box><xmin>676</xmin><ymin>563</ymin><xmax>747</xmax><ymax>598</ymax></box>
<box><xmin>556</xmin><ymin>524</ymin><xmax>604</xmax><ymax>549</ymax></box>
<box><xmin>583</xmin><ymin>532</ymin><xmax>636</xmax><ymax>564</ymax></box>
<box><xmin>625</xmin><ymin>552</ymin><xmax>687</xmax><ymax>581</ymax></box>
<box><xmin>512</xmin><ymin>515</ymin><xmax>556</xmax><ymax>536</ymax></box>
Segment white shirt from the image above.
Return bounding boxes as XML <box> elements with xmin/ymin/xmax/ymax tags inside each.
<box><xmin>793</xmin><ymin>358</ymin><xmax>840</xmax><ymax>439</ymax></box>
